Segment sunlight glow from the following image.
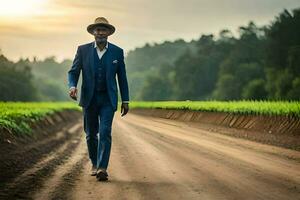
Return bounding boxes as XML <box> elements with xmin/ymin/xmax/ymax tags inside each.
<box><xmin>0</xmin><ymin>0</ymin><xmax>48</xmax><ymax>16</ymax></box>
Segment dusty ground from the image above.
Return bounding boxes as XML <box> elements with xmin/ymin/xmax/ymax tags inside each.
<box><xmin>130</xmin><ymin>108</ymin><xmax>300</xmax><ymax>150</ymax></box>
<box><xmin>1</xmin><ymin>112</ymin><xmax>299</xmax><ymax>200</ymax></box>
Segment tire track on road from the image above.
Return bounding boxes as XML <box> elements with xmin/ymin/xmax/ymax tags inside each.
<box><xmin>0</xmin><ymin>122</ymin><xmax>83</xmax><ymax>200</ymax></box>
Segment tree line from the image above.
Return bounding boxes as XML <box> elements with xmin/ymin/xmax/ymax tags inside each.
<box><xmin>126</xmin><ymin>8</ymin><xmax>300</xmax><ymax>101</ymax></box>
<box><xmin>0</xmin><ymin>54</ymin><xmax>72</xmax><ymax>101</ymax></box>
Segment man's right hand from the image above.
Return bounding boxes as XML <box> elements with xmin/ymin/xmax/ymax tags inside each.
<box><xmin>69</xmin><ymin>87</ymin><xmax>77</xmax><ymax>101</ymax></box>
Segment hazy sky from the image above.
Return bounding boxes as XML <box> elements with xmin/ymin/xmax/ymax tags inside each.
<box><xmin>0</xmin><ymin>0</ymin><xmax>299</xmax><ymax>61</ymax></box>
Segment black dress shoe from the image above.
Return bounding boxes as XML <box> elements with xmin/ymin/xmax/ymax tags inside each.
<box><xmin>96</xmin><ymin>170</ymin><xmax>108</xmax><ymax>181</ymax></box>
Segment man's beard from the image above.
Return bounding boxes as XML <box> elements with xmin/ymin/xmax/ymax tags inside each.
<box><xmin>96</xmin><ymin>37</ymin><xmax>107</xmax><ymax>44</ymax></box>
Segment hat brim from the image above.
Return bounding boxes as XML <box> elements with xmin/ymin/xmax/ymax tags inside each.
<box><xmin>87</xmin><ymin>23</ymin><xmax>115</xmax><ymax>35</ymax></box>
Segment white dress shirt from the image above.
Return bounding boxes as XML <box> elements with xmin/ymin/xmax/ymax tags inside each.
<box><xmin>70</xmin><ymin>41</ymin><xmax>129</xmax><ymax>104</ymax></box>
<box><xmin>94</xmin><ymin>40</ymin><xmax>108</xmax><ymax>59</ymax></box>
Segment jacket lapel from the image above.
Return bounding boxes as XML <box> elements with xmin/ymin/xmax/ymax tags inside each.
<box><xmin>89</xmin><ymin>42</ymin><xmax>95</xmax><ymax>76</ymax></box>
<box><xmin>105</xmin><ymin>42</ymin><xmax>112</xmax><ymax>77</ymax></box>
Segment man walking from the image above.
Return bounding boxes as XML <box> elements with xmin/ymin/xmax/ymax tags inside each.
<box><xmin>67</xmin><ymin>17</ymin><xmax>129</xmax><ymax>181</ymax></box>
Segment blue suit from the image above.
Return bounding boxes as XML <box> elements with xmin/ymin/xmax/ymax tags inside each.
<box><xmin>68</xmin><ymin>41</ymin><xmax>129</xmax><ymax>111</ymax></box>
<box><xmin>67</xmin><ymin>41</ymin><xmax>129</xmax><ymax>170</ymax></box>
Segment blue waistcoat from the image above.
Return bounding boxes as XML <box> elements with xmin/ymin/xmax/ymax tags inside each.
<box><xmin>93</xmin><ymin>48</ymin><xmax>108</xmax><ymax>92</ymax></box>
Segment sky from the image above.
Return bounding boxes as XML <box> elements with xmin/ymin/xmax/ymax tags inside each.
<box><xmin>0</xmin><ymin>0</ymin><xmax>299</xmax><ymax>62</ymax></box>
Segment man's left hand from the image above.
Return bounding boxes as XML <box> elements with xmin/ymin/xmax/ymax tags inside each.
<box><xmin>121</xmin><ymin>103</ymin><xmax>129</xmax><ymax>117</ymax></box>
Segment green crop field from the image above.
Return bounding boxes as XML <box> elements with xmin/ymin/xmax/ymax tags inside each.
<box><xmin>128</xmin><ymin>100</ymin><xmax>300</xmax><ymax>117</ymax></box>
<box><xmin>1</xmin><ymin>100</ymin><xmax>299</xmax><ymax>136</ymax></box>
<box><xmin>0</xmin><ymin>102</ymin><xmax>81</xmax><ymax>136</ymax></box>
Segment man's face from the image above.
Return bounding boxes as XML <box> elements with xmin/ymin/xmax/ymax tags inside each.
<box><xmin>93</xmin><ymin>26</ymin><xmax>110</xmax><ymax>43</ymax></box>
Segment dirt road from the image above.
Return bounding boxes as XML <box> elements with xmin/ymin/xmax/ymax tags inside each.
<box><xmin>2</xmin><ymin>112</ymin><xmax>300</xmax><ymax>200</ymax></box>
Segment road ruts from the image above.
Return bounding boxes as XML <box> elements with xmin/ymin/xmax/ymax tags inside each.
<box><xmin>3</xmin><ymin>112</ymin><xmax>298</xmax><ymax>200</ymax></box>
<box><xmin>70</xmin><ymin>112</ymin><xmax>300</xmax><ymax>200</ymax></box>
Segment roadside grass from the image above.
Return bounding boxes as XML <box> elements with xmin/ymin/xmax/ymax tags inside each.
<box><xmin>127</xmin><ymin>100</ymin><xmax>300</xmax><ymax>117</ymax></box>
<box><xmin>0</xmin><ymin>102</ymin><xmax>81</xmax><ymax>136</ymax></box>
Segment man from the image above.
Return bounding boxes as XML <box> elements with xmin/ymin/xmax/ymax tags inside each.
<box><xmin>67</xmin><ymin>17</ymin><xmax>129</xmax><ymax>181</ymax></box>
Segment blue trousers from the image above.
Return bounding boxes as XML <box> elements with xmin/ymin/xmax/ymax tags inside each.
<box><xmin>83</xmin><ymin>89</ymin><xmax>115</xmax><ymax>169</ymax></box>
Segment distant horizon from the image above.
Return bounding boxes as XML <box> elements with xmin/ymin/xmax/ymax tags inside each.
<box><xmin>0</xmin><ymin>13</ymin><xmax>290</xmax><ymax>63</ymax></box>
<box><xmin>0</xmin><ymin>36</ymin><xmax>196</xmax><ymax>63</ymax></box>
<box><xmin>0</xmin><ymin>0</ymin><xmax>299</xmax><ymax>62</ymax></box>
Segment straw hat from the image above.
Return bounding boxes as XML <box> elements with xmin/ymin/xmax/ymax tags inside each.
<box><xmin>87</xmin><ymin>17</ymin><xmax>115</xmax><ymax>35</ymax></box>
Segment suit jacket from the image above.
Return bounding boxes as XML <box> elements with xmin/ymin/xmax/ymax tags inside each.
<box><xmin>68</xmin><ymin>41</ymin><xmax>129</xmax><ymax>111</ymax></box>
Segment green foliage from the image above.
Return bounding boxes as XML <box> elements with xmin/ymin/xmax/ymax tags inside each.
<box><xmin>138</xmin><ymin>73</ymin><xmax>174</xmax><ymax>100</ymax></box>
<box><xmin>212</xmin><ymin>74</ymin><xmax>240</xmax><ymax>100</ymax></box>
<box><xmin>126</xmin><ymin>39</ymin><xmax>197</xmax><ymax>100</ymax></box>
<box><xmin>264</xmin><ymin>8</ymin><xmax>300</xmax><ymax>100</ymax></box>
<box><xmin>34</xmin><ymin>78</ymin><xmax>68</xmax><ymax>101</ymax></box>
<box><xmin>287</xmin><ymin>77</ymin><xmax>300</xmax><ymax>99</ymax></box>
<box><xmin>0</xmin><ymin>55</ymin><xmax>38</xmax><ymax>101</ymax></box>
<box><xmin>16</xmin><ymin>56</ymin><xmax>73</xmax><ymax>101</ymax></box>
<box><xmin>0</xmin><ymin>102</ymin><xmax>81</xmax><ymax>136</ymax></box>
<box><xmin>126</xmin><ymin>39</ymin><xmax>193</xmax><ymax>73</ymax></box>
<box><xmin>241</xmin><ymin>79</ymin><xmax>268</xmax><ymax>100</ymax></box>
<box><xmin>0</xmin><ymin>54</ymin><xmax>73</xmax><ymax>102</ymax></box>
<box><xmin>126</xmin><ymin>8</ymin><xmax>300</xmax><ymax>101</ymax></box>
<box><xmin>129</xmin><ymin>100</ymin><xmax>300</xmax><ymax>118</ymax></box>
<box><xmin>173</xmin><ymin>35</ymin><xmax>226</xmax><ymax>100</ymax></box>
